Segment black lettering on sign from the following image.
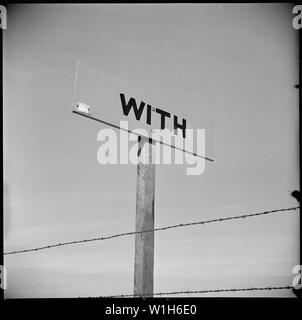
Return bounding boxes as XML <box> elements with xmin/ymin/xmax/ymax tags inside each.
<box><xmin>120</xmin><ymin>93</ymin><xmax>187</xmax><ymax>139</ymax></box>
<box><xmin>174</xmin><ymin>115</ymin><xmax>186</xmax><ymax>138</ymax></box>
<box><xmin>156</xmin><ymin>108</ymin><xmax>171</xmax><ymax>129</ymax></box>
<box><xmin>120</xmin><ymin>93</ymin><xmax>145</xmax><ymax>121</ymax></box>
<box><xmin>146</xmin><ymin>104</ymin><xmax>152</xmax><ymax>125</ymax></box>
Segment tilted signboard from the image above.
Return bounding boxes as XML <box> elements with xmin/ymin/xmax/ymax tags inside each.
<box><xmin>73</xmin><ymin>61</ymin><xmax>213</xmax><ymax>163</ymax></box>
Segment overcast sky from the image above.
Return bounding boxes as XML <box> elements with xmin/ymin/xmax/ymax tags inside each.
<box><xmin>4</xmin><ymin>3</ymin><xmax>299</xmax><ymax>298</ymax></box>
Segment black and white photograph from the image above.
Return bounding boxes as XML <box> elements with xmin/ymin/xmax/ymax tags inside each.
<box><xmin>1</xmin><ymin>2</ymin><xmax>301</xmax><ymax>308</ymax></box>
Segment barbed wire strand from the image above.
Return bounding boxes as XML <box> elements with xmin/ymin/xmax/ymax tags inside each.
<box><xmin>104</xmin><ymin>285</ymin><xmax>294</xmax><ymax>298</ymax></box>
<box><xmin>4</xmin><ymin>206</ymin><xmax>299</xmax><ymax>256</ymax></box>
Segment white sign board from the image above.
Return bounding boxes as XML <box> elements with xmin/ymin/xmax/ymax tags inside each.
<box><xmin>73</xmin><ymin>61</ymin><xmax>213</xmax><ymax>160</ymax></box>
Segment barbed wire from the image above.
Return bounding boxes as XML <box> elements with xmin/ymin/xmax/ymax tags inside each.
<box><xmin>4</xmin><ymin>206</ymin><xmax>299</xmax><ymax>256</ymax></box>
<box><xmin>104</xmin><ymin>285</ymin><xmax>294</xmax><ymax>298</ymax></box>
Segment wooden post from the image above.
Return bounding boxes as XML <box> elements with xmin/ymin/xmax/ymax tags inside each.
<box><xmin>134</xmin><ymin>136</ymin><xmax>155</xmax><ymax>297</ymax></box>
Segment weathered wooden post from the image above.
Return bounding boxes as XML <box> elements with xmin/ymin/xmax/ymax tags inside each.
<box><xmin>133</xmin><ymin>136</ymin><xmax>155</xmax><ymax>297</ymax></box>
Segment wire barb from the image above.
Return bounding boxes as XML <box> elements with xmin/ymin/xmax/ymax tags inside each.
<box><xmin>103</xmin><ymin>285</ymin><xmax>293</xmax><ymax>298</ymax></box>
<box><xmin>4</xmin><ymin>206</ymin><xmax>299</xmax><ymax>255</ymax></box>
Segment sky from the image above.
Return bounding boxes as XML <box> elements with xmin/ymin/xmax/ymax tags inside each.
<box><xmin>3</xmin><ymin>3</ymin><xmax>299</xmax><ymax>298</ymax></box>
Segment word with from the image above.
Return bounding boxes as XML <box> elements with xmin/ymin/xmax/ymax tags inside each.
<box><xmin>120</xmin><ymin>93</ymin><xmax>187</xmax><ymax>138</ymax></box>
